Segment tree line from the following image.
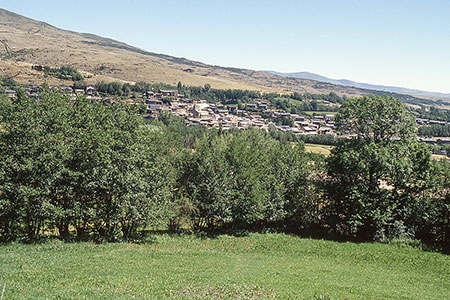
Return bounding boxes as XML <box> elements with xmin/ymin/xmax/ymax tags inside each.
<box><xmin>0</xmin><ymin>76</ymin><xmax>16</xmax><ymax>88</ymax></box>
<box><xmin>416</xmin><ymin>106</ymin><xmax>450</xmax><ymax>122</ymax></box>
<box><xmin>73</xmin><ymin>80</ymin><xmax>347</xmax><ymax>107</ymax></box>
<box><xmin>418</xmin><ymin>124</ymin><xmax>450</xmax><ymax>137</ymax></box>
<box><xmin>43</xmin><ymin>66</ymin><xmax>83</xmax><ymax>81</ymax></box>
<box><xmin>0</xmin><ymin>91</ymin><xmax>448</xmax><ymax>252</ymax></box>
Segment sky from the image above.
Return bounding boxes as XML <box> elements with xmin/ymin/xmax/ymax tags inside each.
<box><xmin>1</xmin><ymin>0</ymin><xmax>450</xmax><ymax>93</ymax></box>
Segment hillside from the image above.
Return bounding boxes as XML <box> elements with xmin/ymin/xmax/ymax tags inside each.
<box><xmin>0</xmin><ymin>9</ymin><xmax>380</xmax><ymax>97</ymax></box>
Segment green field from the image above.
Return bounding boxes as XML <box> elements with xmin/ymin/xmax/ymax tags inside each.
<box><xmin>304</xmin><ymin>111</ymin><xmax>338</xmax><ymax>117</ymax></box>
<box><xmin>304</xmin><ymin>144</ymin><xmax>449</xmax><ymax>160</ymax></box>
<box><xmin>0</xmin><ymin>234</ymin><xmax>449</xmax><ymax>300</ymax></box>
<box><xmin>304</xmin><ymin>143</ymin><xmax>333</xmax><ymax>156</ymax></box>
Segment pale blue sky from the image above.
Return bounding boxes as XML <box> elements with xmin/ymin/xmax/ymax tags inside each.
<box><xmin>1</xmin><ymin>0</ymin><xmax>449</xmax><ymax>93</ymax></box>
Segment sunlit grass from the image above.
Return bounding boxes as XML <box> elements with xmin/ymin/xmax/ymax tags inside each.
<box><xmin>304</xmin><ymin>143</ymin><xmax>333</xmax><ymax>156</ymax></box>
<box><xmin>0</xmin><ymin>233</ymin><xmax>448</xmax><ymax>299</ymax></box>
<box><xmin>431</xmin><ymin>154</ymin><xmax>450</xmax><ymax>160</ymax></box>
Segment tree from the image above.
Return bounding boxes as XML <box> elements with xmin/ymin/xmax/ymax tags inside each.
<box><xmin>336</xmin><ymin>95</ymin><xmax>416</xmax><ymax>142</ymax></box>
<box><xmin>415</xmin><ymin>159</ymin><xmax>450</xmax><ymax>253</ymax></box>
<box><xmin>0</xmin><ymin>89</ymin><xmax>176</xmax><ymax>242</ymax></box>
<box><xmin>0</xmin><ymin>88</ymin><xmax>63</xmax><ymax>241</ymax></box>
<box><xmin>0</xmin><ymin>76</ymin><xmax>16</xmax><ymax>87</ymax></box>
<box><xmin>325</xmin><ymin>95</ymin><xmax>431</xmax><ymax>240</ymax></box>
<box><xmin>418</xmin><ymin>124</ymin><xmax>450</xmax><ymax>137</ymax></box>
<box><xmin>184</xmin><ymin>129</ymin><xmax>311</xmax><ymax>231</ymax></box>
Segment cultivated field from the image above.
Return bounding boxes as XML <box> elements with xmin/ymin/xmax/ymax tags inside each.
<box><xmin>0</xmin><ymin>233</ymin><xmax>448</xmax><ymax>300</ymax></box>
<box><xmin>304</xmin><ymin>143</ymin><xmax>333</xmax><ymax>156</ymax></box>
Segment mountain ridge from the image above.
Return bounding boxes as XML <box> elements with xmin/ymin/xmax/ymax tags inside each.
<box><xmin>264</xmin><ymin>71</ymin><xmax>450</xmax><ymax>100</ymax></box>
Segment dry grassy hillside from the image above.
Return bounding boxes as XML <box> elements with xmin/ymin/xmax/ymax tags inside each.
<box><xmin>0</xmin><ymin>8</ymin><xmax>366</xmax><ymax>96</ymax></box>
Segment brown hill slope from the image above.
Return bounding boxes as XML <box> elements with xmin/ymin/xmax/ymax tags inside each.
<box><xmin>0</xmin><ymin>8</ymin><xmax>367</xmax><ymax>96</ymax></box>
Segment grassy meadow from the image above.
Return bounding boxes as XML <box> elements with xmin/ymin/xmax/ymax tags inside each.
<box><xmin>0</xmin><ymin>233</ymin><xmax>449</xmax><ymax>300</ymax></box>
<box><xmin>304</xmin><ymin>143</ymin><xmax>333</xmax><ymax>156</ymax></box>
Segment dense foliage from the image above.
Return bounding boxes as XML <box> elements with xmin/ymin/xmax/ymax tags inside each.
<box><xmin>0</xmin><ymin>91</ymin><xmax>448</xmax><ymax>253</ymax></box>
<box><xmin>183</xmin><ymin>129</ymin><xmax>314</xmax><ymax>231</ymax></box>
<box><xmin>325</xmin><ymin>95</ymin><xmax>449</xmax><ymax>252</ymax></box>
<box><xmin>96</xmin><ymin>81</ymin><xmax>133</xmax><ymax>96</ymax></box>
<box><xmin>0</xmin><ymin>89</ymin><xmax>175</xmax><ymax>242</ymax></box>
<box><xmin>0</xmin><ymin>76</ymin><xmax>16</xmax><ymax>88</ymax></box>
<box><xmin>418</xmin><ymin>124</ymin><xmax>450</xmax><ymax>137</ymax></box>
<box><xmin>43</xmin><ymin>66</ymin><xmax>83</xmax><ymax>81</ymax></box>
<box><xmin>93</xmin><ymin>81</ymin><xmax>261</xmax><ymax>103</ymax></box>
<box><xmin>268</xmin><ymin>127</ymin><xmax>338</xmax><ymax>145</ymax></box>
<box><xmin>416</xmin><ymin>106</ymin><xmax>450</xmax><ymax>122</ymax></box>
<box><xmin>289</xmin><ymin>91</ymin><xmax>346</xmax><ymax>103</ymax></box>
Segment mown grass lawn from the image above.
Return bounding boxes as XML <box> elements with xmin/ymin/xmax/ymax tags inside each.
<box><xmin>0</xmin><ymin>233</ymin><xmax>449</xmax><ymax>300</ymax></box>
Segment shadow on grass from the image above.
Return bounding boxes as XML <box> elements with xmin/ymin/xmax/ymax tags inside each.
<box><xmin>2</xmin><ymin>225</ymin><xmax>446</xmax><ymax>254</ymax></box>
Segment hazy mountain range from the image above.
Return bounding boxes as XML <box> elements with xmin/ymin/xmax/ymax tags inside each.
<box><xmin>264</xmin><ymin>71</ymin><xmax>450</xmax><ymax>100</ymax></box>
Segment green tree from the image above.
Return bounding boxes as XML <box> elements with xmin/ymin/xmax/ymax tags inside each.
<box><xmin>325</xmin><ymin>95</ymin><xmax>431</xmax><ymax>240</ymax></box>
<box><xmin>336</xmin><ymin>95</ymin><xmax>416</xmax><ymax>142</ymax></box>
<box><xmin>0</xmin><ymin>89</ymin><xmax>57</xmax><ymax>241</ymax></box>
<box><xmin>0</xmin><ymin>89</ymin><xmax>176</xmax><ymax>242</ymax></box>
<box><xmin>417</xmin><ymin>159</ymin><xmax>450</xmax><ymax>253</ymax></box>
<box><xmin>0</xmin><ymin>76</ymin><xmax>16</xmax><ymax>87</ymax></box>
<box><xmin>184</xmin><ymin>129</ymin><xmax>311</xmax><ymax>231</ymax></box>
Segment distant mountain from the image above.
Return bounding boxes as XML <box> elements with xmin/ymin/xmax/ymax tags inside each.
<box><xmin>264</xmin><ymin>71</ymin><xmax>450</xmax><ymax>100</ymax></box>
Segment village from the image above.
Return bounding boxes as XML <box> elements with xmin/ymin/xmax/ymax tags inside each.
<box><xmin>143</xmin><ymin>89</ymin><xmax>337</xmax><ymax>136</ymax></box>
<box><xmin>3</xmin><ymin>85</ymin><xmax>338</xmax><ymax>136</ymax></box>
<box><xmin>2</xmin><ymin>85</ymin><xmax>450</xmax><ymax>147</ymax></box>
